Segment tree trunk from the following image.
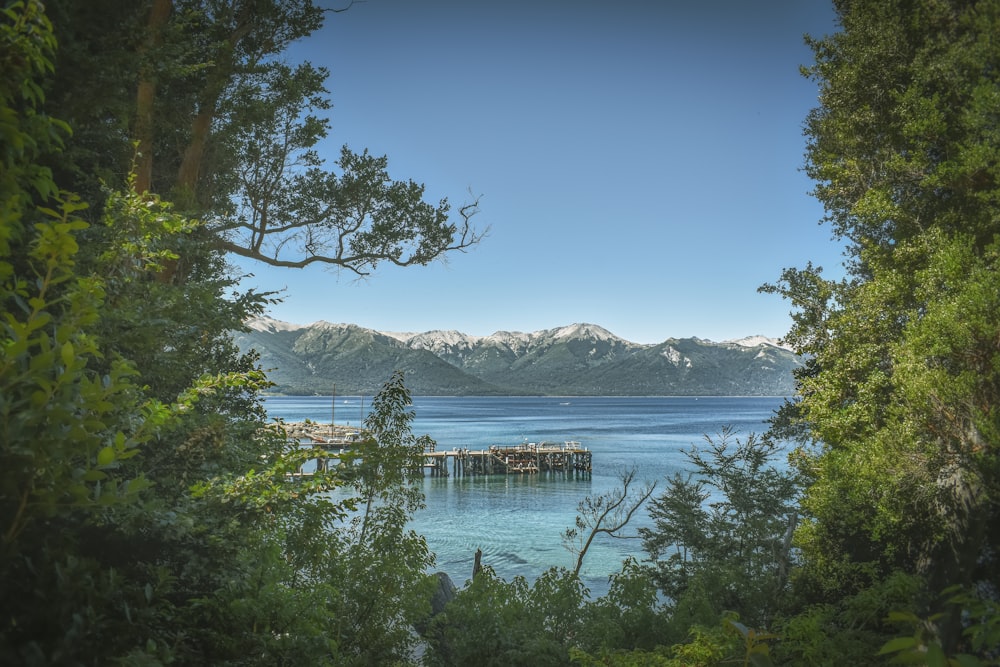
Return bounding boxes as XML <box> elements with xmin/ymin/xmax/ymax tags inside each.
<box><xmin>174</xmin><ymin>16</ymin><xmax>251</xmax><ymax>204</ymax></box>
<box><xmin>922</xmin><ymin>458</ymin><xmax>988</xmax><ymax>655</ymax></box>
<box><xmin>134</xmin><ymin>0</ymin><xmax>172</xmax><ymax>195</ymax></box>
<box><xmin>175</xmin><ymin>108</ymin><xmax>213</xmax><ymax>199</ymax></box>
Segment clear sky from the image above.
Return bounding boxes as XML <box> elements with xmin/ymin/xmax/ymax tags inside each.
<box><xmin>235</xmin><ymin>0</ymin><xmax>845</xmax><ymax>345</ymax></box>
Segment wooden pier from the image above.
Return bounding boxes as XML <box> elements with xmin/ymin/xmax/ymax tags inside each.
<box><xmin>422</xmin><ymin>441</ymin><xmax>592</xmax><ymax>477</ymax></box>
<box><xmin>281</xmin><ymin>420</ymin><xmax>593</xmax><ymax>478</ymax></box>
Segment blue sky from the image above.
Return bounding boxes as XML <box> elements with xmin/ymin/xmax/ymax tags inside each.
<box><xmin>236</xmin><ymin>0</ymin><xmax>845</xmax><ymax>345</ymax></box>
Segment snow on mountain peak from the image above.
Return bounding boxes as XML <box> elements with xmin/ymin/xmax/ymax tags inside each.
<box><xmin>246</xmin><ymin>317</ymin><xmax>791</xmax><ymax>353</ymax></box>
<box><xmin>552</xmin><ymin>323</ymin><xmax>618</xmax><ymax>342</ymax></box>
<box><xmin>416</xmin><ymin>330</ymin><xmax>482</xmax><ymax>345</ymax></box>
<box><xmin>246</xmin><ymin>316</ymin><xmax>306</xmax><ymax>333</ymax></box>
<box><xmin>311</xmin><ymin>321</ymin><xmax>356</xmax><ymax>331</ymax></box>
<box><xmin>395</xmin><ymin>329</ymin><xmax>483</xmax><ymax>352</ymax></box>
<box><xmin>380</xmin><ymin>331</ymin><xmax>419</xmax><ymax>343</ymax></box>
<box><xmin>724</xmin><ymin>335</ymin><xmax>793</xmax><ymax>351</ymax></box>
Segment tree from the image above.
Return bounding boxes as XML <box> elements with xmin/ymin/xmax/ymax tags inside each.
<box><xmin>207</xmin><ymin>371</ymin><xmax>438</xmax><ymax>664</ymax></box>
<box><xmin>2</xmin><ymin>5</ymin><xmax>377</xmax><ymax>662</ymax></box>
<box><xmin>0</xmin><ymin>5</ymin><xmax>240</xmax><ymax>661</ymax></box>
<box><xmin>43</xmin><ymin>0</ymin><xmax>483</xmax><ymax>279</ymax></box>
<box><xmin>765</xmin><ymin>0</ymin><xmax>1000</xmax><ymax>655</ymax></box>
<box><xmin>341</xmin><ymin>370</ymin><xmax>431</xmax><ymax>539</ymax></box>
<box><xmin>425</xmin><ymin>566</ymin><xmax>590</xmax><ymax>667</ymax></box>
<box><xmin>562</xmin><ymin>467</ymin><xmax>656</xmax><ymax>578</ymax></box>
<box><xmin>2</xmin><ymin>2</ymin><xmax>460</xmax><ymax>663</ymax></box>
<box><xmin>640</xmin><ymin>429</ymin><xmax>799</xmax><ymax>633</ymax></box>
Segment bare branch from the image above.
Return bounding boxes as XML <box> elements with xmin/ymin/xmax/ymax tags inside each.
<box><xmin>324</xmin><ymin>0</ymin><xmax>366</xmax><ymax>13</ymax></box>
<box><xmin>563</xmin><ymin>467</ymin><xmax>657</xmax><ymax>577</ymax></box>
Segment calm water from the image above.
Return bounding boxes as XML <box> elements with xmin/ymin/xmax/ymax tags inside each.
<box><xmin>263</xmin><ymin>395</ymin><xmax>786</xmax><ymax>596</ymax></box>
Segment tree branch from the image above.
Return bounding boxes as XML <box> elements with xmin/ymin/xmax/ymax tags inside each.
<box><xmin>564</xmin><ymin>467</ymin><xmax>657</xmax><ymax>577</ymax></box>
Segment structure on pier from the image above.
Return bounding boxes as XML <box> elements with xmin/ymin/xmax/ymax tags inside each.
<box><xmin>422</xmin><ymin>441</ymin><xmax>591</xmax><ymax>477</ymax></box>
<box><xmin>282</xmin><ymin>422</ymin><xmax>592</xmax><ymax>478</ymax></box>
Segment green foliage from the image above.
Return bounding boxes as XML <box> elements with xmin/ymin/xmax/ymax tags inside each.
<box><xmin>1</xmin><ymin>7</ymin><xmax>181</xmax><ymax>660</ymax></box>
<box><xmin>575</xmin><ymin>558</ymin><xmax>672</xmax><ymax>655</ymax></box>
<box><xmin>2</xmin><ymin>2</ymin><xmax>459</xmax><ymax>664</ymax></box>
<box><xmin>184</xmin><ymin>371</ymin><xmax>439</xmax><ymax>665</ymax></box>
<box><xmin>879</xmin><ymin>585</ymin><xmax>1000</xmax><ymax>667</ymax></box>
<box><xmin>42</xmin><ymin>0</ymin><xmax>481</xmax><ymax>273</ymax></box>
<box><xmin>570</xmin><ymin>646</ymin><xmax>674</xmax><ymax>667</ymax></box>
<box><xmin>425</xmin><ymin>566</ymin><xmax>588</xmax><ymax>666</ymax></box>
<box><xmin>340</xmin><ymin>370</ymin><xmax>431</xmax><ymax>539</ymax></box>
<box><xmin>427</xmin><ymin>557</ymin><xmax>677</xmax><ymax>666</ymax></box>
<box><xmin>724</xmin><ymin>616</ymin><xmax>777</xmax><ymax>667</ymax></box>
<box><xmin>1</xmin><ymin>194</ymin><xmax>157</xmax><ymax>532</ymax></box>
<box><xmin>641</xmin><ymin>428</ymin><xmax>799</xmax><ymax>634</ymax></box>
<box><xmin>801</xmin><ymin>0</ymin><xmax>1000</xmax><ymax>260</ymax></box>
<box><xmin>20</xmin><ymin>0</ymin><xmax>1000</xmax><ymax>663</ymax></box>
<box><xmin>0</xmin><ymin>0</ymin><xmax>68</xmax><ymax>221</ymax></box>
<box><xmin>766</xmin><ymin>0</ymin><xmax>1000</xmax><ymax>658</ymax></box>
<box><xmin>94</xmin><ymin>182</ymin><xmax>274</xmax><ymax>407</ymax></box>
<box><xmin>770</xmin><ymin>571</ymin><xmax>921</xmax><ymax>666</ymax></box>
<box><xmin>322</xmin><ymin>373</ymin><xmax>437</xmax><ymax>663</ymax></box>
<box><xmin>570</xmin><ymin>613</ymin><xmax>777</xmax><ymax>667</ymax></box>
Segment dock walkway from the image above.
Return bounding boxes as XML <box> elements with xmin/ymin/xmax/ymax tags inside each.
<box><xmin>423</xmin><ymin>441</ymin><xmax>592</xmax><ymax>476</ymax></box>
<box><xmin>279</xmin><ymin>422</ymin><xmax>592</xmax><ymax>478</ymax></box>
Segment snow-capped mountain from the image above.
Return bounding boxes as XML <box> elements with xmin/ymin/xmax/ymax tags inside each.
<box><xmin>235</xmin><ymin>319</ymin><xmax>801</xmax><ymax>396</ymax></box>
<box><xmin>247</xmin><ymin>315</ymin><xmax>307</xmax><ymax>334</ymax></box>
<box><xmin>724</xmin><ymin>335</ymin><xmax>794</xmax><ymax>352</ymax></box>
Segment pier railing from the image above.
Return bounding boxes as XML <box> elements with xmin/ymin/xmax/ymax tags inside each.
<box><xmin>285</xmin><ymin>435</ymin><xmax>591</xmax><ymax>478</ymax></box>
<box><xmin>423</xmin><ymin>442</ymin><xmax>592</xmax><ymax>477</ymax></box>
<box><xmin>277</xmin><ymin>422</ymin><xmax>591</xmax><ymax>478</ymax></box>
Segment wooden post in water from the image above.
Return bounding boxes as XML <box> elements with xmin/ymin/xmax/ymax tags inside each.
<box><xmin>473</xmin><ymin>548</ymin><xmax>483</xmax><ymax>578</ymax></box>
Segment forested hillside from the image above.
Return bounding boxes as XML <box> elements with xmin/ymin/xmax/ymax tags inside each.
<box><xmin>235</xmin><ymin>319</ymin><xmax>801</xmax><ymax>396</ymax></box>
<box><xmin>2</xmin><ymin>1</ymin><xmax>998</xmax><ymax>665</ymax></box>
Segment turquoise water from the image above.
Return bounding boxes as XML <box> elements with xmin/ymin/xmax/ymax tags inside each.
<box><xmin>263</xmin><ymin>395</ymin><xmax>786</xmax><ymax>596</ymax></box>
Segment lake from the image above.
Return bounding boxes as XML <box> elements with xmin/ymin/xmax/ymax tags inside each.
<box><xmin>263</xmin><ymin>395</ymin><xmax>787</xmax><ymax>596</ymax></box>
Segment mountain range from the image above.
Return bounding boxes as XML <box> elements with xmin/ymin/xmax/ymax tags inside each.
<box><xmin>233</xmin><ymin>317</ymin><xmax>802</xmax><ymax>396</ymax></box>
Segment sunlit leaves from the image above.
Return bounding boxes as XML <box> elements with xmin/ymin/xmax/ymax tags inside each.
<box><xmin>769</xmin><ymin>1</ymin><xmax>1000</xmax><ymax>659</ymax></box>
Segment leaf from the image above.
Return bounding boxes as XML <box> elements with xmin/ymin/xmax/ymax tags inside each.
<box><xmin>124</xmin><ymin>477</ymin><xmax>152</xmax><ymax>496</ymax></box>
<box><xmin>925</xmin><ymin>642</ymin><xmax>947</xmax><ymax>667</ymax></box>
<box><xmin>727</xmin><ymin>619</ymin><xmax>750</xmax><ymax>638</ymax></box>
<box><xmin>878</xmin><ymin>636</ymin><xmax>919</xmax><ymax>655</ymax></box>
<box><xmin>60</xmin><ymin>340</ymin><xmax>74</xmax><ymax>367</ymax></box>
<box><xmin>97</xmin><ymin>446</ymin><xmax>115</xmax><ymax>466</ymax></box>
<box><xmin>887</xmin><ymin>610</ymin><xmax>922</xmax><ymax>624</ymax></box>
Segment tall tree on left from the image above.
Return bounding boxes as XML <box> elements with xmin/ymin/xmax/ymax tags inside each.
<box><xmin>1</xmin><ymin>2</ymin><xmax>179</xmax><ymax>661</ymax></box>
<box><xmin>43</xmin><ymin>0</ymin><xmax>483</xmax><ymax>281</ymax></box>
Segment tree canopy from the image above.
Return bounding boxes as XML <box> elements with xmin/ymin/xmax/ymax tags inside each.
<box><xmin>43</xmin><ymin>0</ymin><xmax>483</xmax><ymax>278</ymax></box>
<box><xmin>0</xmin><ymin>2</ymin><xmax>459</xmax><ymax>663</ymax></box>
<box><xmin>763</xmin><ymin>0</ymin><xmax>1000</xmax><ymax>657</ymax></box>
